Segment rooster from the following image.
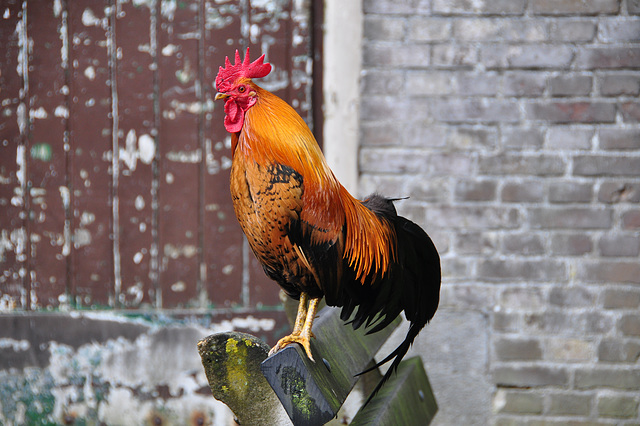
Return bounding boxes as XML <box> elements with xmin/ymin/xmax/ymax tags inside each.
<box><xmin>214</xmin><ymin>48</ymin><xmax>441</xmax><ymax>401</ymax></box>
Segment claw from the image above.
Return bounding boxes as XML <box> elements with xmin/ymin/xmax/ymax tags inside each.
<box><xmin>269</xmin><ymin>333</ymin><xmax>315</xmax><ymax>361</ymax></box>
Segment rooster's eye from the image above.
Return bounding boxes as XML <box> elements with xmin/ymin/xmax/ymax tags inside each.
<box><xmin>238</xmin><ymin>86</ymin><xmax>246</xmax><ymax>93</ymax></box>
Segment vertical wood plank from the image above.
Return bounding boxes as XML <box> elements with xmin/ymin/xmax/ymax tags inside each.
<box><xmin>25</xmin><ymin>0</ymin><xmax>70</xmax><ymax>308</ymax></box>
<box><xmin>0</xmin><ymin>0</ymin><xmax>28</xmax><ymax>309</ymax></box>
<box><xmin>157</xmin><ymin>0</ymin><xmax>201</xmax><ymax>307</ymax></box>
<box><xmin>67</xmin><ymin>1</ymin><xmax>114</xmax><ymax>307</ymax></box>
<box><xmin>202</xmin><ymin>0</ymin><xmax>245</xmax><ymax>307</ymax></box>
<box><xmin>114</xmin><ymin>0</ymin><xmax>157</xmax><ymax>308</ymax></box>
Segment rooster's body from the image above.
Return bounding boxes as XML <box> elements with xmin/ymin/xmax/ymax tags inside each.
<box><xmin>215</xmin><ymin>49</ymin><xmax>441</xmax><ymax>401</ymax></box>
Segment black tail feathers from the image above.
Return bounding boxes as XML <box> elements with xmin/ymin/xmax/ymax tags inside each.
<box><xmin>356</xmin><ymin>194</ymin><xmax>441</xmax><ymax>406</ymax></box>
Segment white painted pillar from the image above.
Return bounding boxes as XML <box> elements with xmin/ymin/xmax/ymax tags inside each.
<box><xmin>322</xmin><ymin>0</ymin><xmax>363</xmax><ymax>195</ymax></box>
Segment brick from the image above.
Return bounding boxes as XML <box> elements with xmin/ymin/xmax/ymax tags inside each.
<box><xmin>549</xmin><ymin>75</ymin><xmax>592</xmax><ymax>97</ymax></box>
<box><xmin>430</xmin><ymin>99</ymin><xmax>520</xmax><ymax>123</ymax></box>
<box><xmin>599</xmin><ymin>129</ymin><xmax>640</xmax><ymax>150</ymax></box>
<box><xmin>448</xmin><ymin>127</ymin><xmax>498</xmax><ymax>150</ymax></box>
<box><xmin>546</xmin><ymin>337</ymin><xmax>595</xmax><ymax>361</ymax></box>
<box><xmin>597</xmin><ymin>394</ymin><xmax>639</xmax><ymax>418</ymax></box>
<box><xmin>577</xmin><ymin>261</ymin><xmax>640</xmax><ymax>284</ymax></box>
<box><xmin>546</xmin><ymin>127</ymin><xmax>593</xmax><ymax>150</ymax></box>
<box><xmin>503</xmin><ymin>233</ymin><xmax>544</xmax><ymax>255</ymax></box>
<box><xmin>481</xmin><ymin>44</ymin><xmax>574</xmax><ymax>69</ymax></box>
<box><xmin>363</xmin><ymin>16</ymin><xmax>406</xmax><ymax>41</ymax></box>
<box><xmin>573</xmin><ymin>156</ymin><xmax>640</xmax><ymax>177</ymax></box>
<box><xmin>502</xmin><ymin>20</ymin><xmax>547</xmax><ymax>42</ymax></box>
<box><xmin>529</xmin><ymin>208</ymin><xmax>612</xmax><ymax>229</ymax></box>
<box><xmin>530</xmin><ymin>0</ymin><xmax>620</xmax><ymax>15</ymax></box>
<box><xmin>575</xmin><ymin>367</ymin><xmax>640</xmax><ymax>390</ymax></box>
<box><xmin>478</xmin><ymin>259</ymin><xmax>567</xmax><ymax>282</ymax></box>
<box><xmin>622</xmin><ymin>209</ymin><xmax>640</xmax><ymax>229</ymax></box>
<box><xmin>549</xmin><ymin>20</ymin><xmax>597</xmax><ymax>42</ymax></box>
<box><xmin>621</xmin><ymin>101</ymin><xmax>640</xmax><ymax>123</ymax></box>
<box><xmin>549</xmin><ymin>287</ymin><xmax>595</xmax><ymax>308</ymax></box>
<box><xmin>598</xmin><ymin>74</ymin><xmax>640</xmax><ymax>96</ymax></box>
<box><xmin>433</xmin><ymin>0</ymin><xmax>526</xmax><ymax>15</ymax></box>
<box><xmin>598</xmin><ymin>19</ymin><xmax>640</xmax><ymax>43</ymax></box>
<box><xmin>455</xmin><ymin>231</ymin><xmax>498</xmax><ymax>255</ymax></box>
<box><xmin>406</xmin><ymin>177</ymin><xmax>449</xmax><ymax>202</ymax></box>
<box><xmin>548</xmin><ymin>392</ymin><xmax>592</xmax><ymax>416</ymax></box>
<box><xmin>363</xmin><ymin>0</ymin><xmax>430</xmax><ymax>14</ymax></box>
<box><xmin>453</xmin><ymin>71</ymin><xmax>501</xmax><ymax>96</ymax></box>
<box><xmin>575</xmin><ymin>47</ymin><xmax>640</xmax><ymax>69</ymax></box>
<box><xmin>500</xmin><ymin>286</ymin><xmax>546</xmax><ymax>310</ymax></box>
<box><xmin>493</xmin><ymin>365</ymin><xmax>569</xmax><ymax>388</ymax></box>
<box><xmin>359</xmin><ymin>174</ymin><xmax>406</xmax><ymax>197</ymax></box>
<box><xmin>598</xmin><ymin>339</ymin><xmax>640</xmax><ymax>363</ymax></box>
<box><xmin>549</xmin><ymin>182</ymin><xmax>593</xmax><ymax>203</ymax></box>
<box><xmin>359</xmin><ymin>148</ymin><xmax>430</xmax><ymax>173</ymax></box>
<box><xmin>363</xmin><ymin>43</ymin><xmax>430</xmax><ymax>68</ymax></box>
<box><xmin>453</xmin><ymin>19</ymin><xmax>502</xmax><ymax>41</ymax></box>
<box><xmin>525</xmin><ymin>101</ymin><xmax>616</xmax><ymax>124</ymax></box>
<box><xmin>360</xmin><ymin>121</ymin><xmax>403</xmax><ymax>146</ymax></box>
<box><xmin>502</xmin><ymin>127</ymin><xmax>544</xmax><ymax>150</ymax></box>
<box><xmin>455</xmin><ymin>180</ymin><xmax>497</xmax><ymax>201</ymax></box>
<box><xmin>493</xmin><ymin>389</ymin><xmax>544</xmax><ymax>414</ymax></box>
<box><xmin>501</xmin><ymin>181</ymin><xmax>545</xmax><ymax>203</ymax></box>
<box><xmin>439</xmin><ymin>283</ymin><xmax>497</xmax><ymax>310</ymax></box>
<box><xmin>431</xmin><ymin>44</ymin><xmax>477</xmax><ymax>68</ymax></box>
<box><xmin>620</xmin><ymin>314</ymin><xmax>640</xmax><ymax>337</ymax></box>
<box><xmin>494</xmin><ymin>337</ymin><xmax>542</xmax><ymax>361</ymax></box>
<box><xmin>550</xmin><ymin>234</ymin><xmax>593</xmax><ymax>256</ymax></box>
<box><xmin>598</xmin><ymin>234</ymin><xmax>640</xmax><ymax>257</ymax></box>
<box><xmin>480</xmin><ymin>154</ymin><xmax>565</xmax><ymax>176</ymax></box>
<box><xmin>630</xmin><ymin>0</ymin><xmax>640</xmax><ymax>14</ymax></box>
<box><xmin>603</xmin><ymin>288</ymin><xmax>640</xmax><ymax>310</ymax></box>
<box><xmin>441</xmin><ymin>257</ymin><xmax>473</xmax><ymax>279</ymax></box>
<box><xmin>407</xmin><ymin>18</ymin><xmax>452</xmax><ymax>42</ymax></box>
<box><xmin>524</xmin><ymin>311</ymin><xmax>614</xmax><ymax>336</ymax></box>
<box><xmin>492</xmin><ymin>311</ymin><xmax>521</xmax><ymax>333</ymax></box>
<box><xmin>403</xmin><ymin>123</ymin><xmax>448</xmax><ymax>148</ymax></box>
<box><xmin>502</xmin><ymin>71</ymin><xmax>546</xmax><ymax>97</ymax></box>
<box><xmin>426</xmin><ymin>206</ymin><xmax>520</xmax><ymax>229</ymax></box>
<box><xmin>407</xmin><ymin>70</ymin><xmax>452</xmax><ymax>95</ymax></box>
<box><xmin>360</xmin><ymin>95</ymin><xmax>412</xmax><ymax>121</ymax></box>
<box><xmin>361</xmin><ymin>70</ymin><xmax>404</xmax><ymax>95</ymax></box>
<box><xmin>598</xmin><ymin>182</ymin><xmax>640</xmax><ymax>203</ymax></box>
<box><xmin>428</xmin><ymin>153</ymin><xmax>475</xmax><ymax>176</ymax></box>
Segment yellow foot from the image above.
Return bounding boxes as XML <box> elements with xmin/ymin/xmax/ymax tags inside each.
<box><xmin>269</xmin><ymin>333</ymin><xmax>315</xmax><ymax>361</ymax></box>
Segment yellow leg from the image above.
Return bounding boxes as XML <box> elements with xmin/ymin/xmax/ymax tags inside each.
<box><xmin>269</xmin><ymin>293</ymin><xmax>320</xmax><ymax>361</ymax></box>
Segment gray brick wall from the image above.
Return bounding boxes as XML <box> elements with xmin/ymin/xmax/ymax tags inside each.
<box><xmin>360</xmin><ymin>1</ymin><xmax>640</xmax><ymax>424</ymax></box>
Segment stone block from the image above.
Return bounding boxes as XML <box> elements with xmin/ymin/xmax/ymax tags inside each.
<box><xmin>502</xmin><ymin>233</ymin><xmax>545</xmax><ymax>255</ymax></box>
<box><xmin>549</xmin><ymin>287</ymin><xmax>595</xmax><ymax>308</ymax></box>
<box><xmin>575</xmin><ymin>368</ymin><xmax>640</xmax><ymax>390</ymax></box>
<box><xmin>549</xmin><ymin>20</ymin><xmax>596</xmax><ymax>42</ymax></box>
<box><xmin>431</xmin><ymin>44</ymin><xmax>477</xmax><ymax>68</ymax></box>
<box><xmin>574</xmin><ymin>156</ymin><xmax>640</xmax><ymax>177</ymax></box>
<box><xmin>480</xmin><ymin>154</ymin><xmax>565</xmax><ymax>176</ymax></box>
<box><xmin>363</xmin><ymin>43</ymin><xmax>431</xmax><ymax>68</ymax></box>
<box><xmin>363</xmin><ymin>16</ymin><xmax>406</xmax><ymax>41</ymax></box>
<box><xmin>549</xmin><ymin>182</ymin><xmax>593</xmax><ymax>203</ymax></box>
<box><xmin>546</xmin><ymin>127</ymin><xmax>593</xmax><ymax>150</ymax></box>
<box><xmin>597</xmin><ymin>394</ymin><xmax>639</xmax><ymax>418</ymax></box>
<box><xmin>602</xmin><ymin>288</ymin><xmax>640</xmax><ymax>310</ymax></box>
<box><xmin>426</xmin><ymin>206</ymin><xmax>520</xmax><ymax>229</ymax></box>
<box><xmin>598</xmin><ymin>182</ymin><xmax>640</xmax><ymax>203</ymax></box>
<box><xmin>546</xmin><ymin>337</ymin><xmax>595</xmax><ymax>362</ymax></box>
<box><xmin>493</xmin><ymin>337</ymin><xmax>542</xmax><ymax>361</ymax></box>
<box><xmin>599</xmin><ymin>129</ymin><xmax>640</xmax><ymax>150</ymax></box>
<box><xmin>408</xmin><ymin>17</ymin><xmax>452</xmax><ymax>41</ymax></box>
<box><xmin>493</xmin><ymin>389</ymin><xmax>544</xmax><ymax>414</ymax></box>
<box><xmin>598</xmin><ymin>234</ymin><xmax>640</xmax><ymax>257</ymax></box>
<box><xmin>454</xmin><ymin>179</ymin><xmax>497</xmax><ymax>201</ymax></box>
<box><xmin>549</xmin><ymin>75</ymin><xmax>592</xmax><ymax>97</ymax></box>
<box><xmin>619</xmin><ymin>314</ymin><xmax>640</xmax><ymax>337</ymax></box>
<box><xmin>500</xmin><ymin>286</ymin><xmax>546</xmax><ymax>311</ymax></box>
<box><xmin>433</xmin><ymin>0</ymin><xmax>526</xmax><ymax>15</ymax></box>
<box><xmin>501</xmin><ymin>181</ymin><xmax>545</xmax><ymax>203</ymax></box>
<box><xmin>363</xmin><ymin>0</ymin><xmax>430</xmax><ymax>14</ymax></box>
<box><xmin>550</xmin><ymin>234</ymin><xmax>593</xmax><ymax>256</ymax></box>
<box><xmin>621</xmin><ymin>101</ymin><xmax>640</xmax><ymax>123</ymax></box>
<box><xmin>407</xmin><ymin>70</ymin><xmax>452</xmax><ymax>95</ymax></box>
<box><xmin>598</xmin><ymin>339</ymin><xmax>640</xmax><ymax>363</ymax></box>
<box><xmin>478</xmin><ymin>259</ymin><xmax>567</xmax><ymax>282</ymax></box>
<box><xmin>575</xmin><ymin>47</ymin><xmax>640</xmax><ymax>69</ymax></box>
<box><xmin>502</xmin><ymin>71</ymin><xmax>546</xmax><ymax>97</ymax></box>
<box><xmin>598</xmin><ymin>19</ymin><xmax>640</xmax><ymax>42</ymax></box>
<box><xmin>361</xmin><ymin>70</ymin><xmax>404</xmax><ymax>95</ymax></box>
<box><xmin>502</xmin><ymin>127</ymin><xmax>544</xmax><ymax>150</ymax></box>
<box><xmin>493</xmin><ymin>365</ymin><xmax>569</xmax><ymax>388</ymax></box>
<box><xmin>453</xmin><ymin>71</ymin><xmax>501</xmax><ymax>96</ymax></box>
<box><xmin>598</xmin><ymin>73</ymin><xmax>640</xmax><ymax>96</ymax></box>
<box><xmin>530</xmin><ymin>0</ymin><xmax>620</xmax><ymax>15</ymax></box>
<box><xmin>577</xmin><ymin>260</ymin><xmax>640</xmax><ymax>284</ymax></box>
<box><xmin>622</xmin><ymin>209</ymin><xmax>640</xmax><ymax>229</ymax></box>
<box><xmin>525</xmin><ymin>101</ymin><xmax>616</xmax><ymax>124</ymax></box>
<box><xmin>430</xmin><ymin>99</ymin><xmax>520</xmax><ymax>123</ymax></box>
<box><xmin>547</xmin><ymin>392</ymin><xmax>593</xmax><ymax>416</ymax></box>
<box><xmin>528</xmin><ymin>207</ymin><xmax>612</xmax><ymax>229</ymax></box>
<box><xmin>448</xmin><ymin>126</ymin><xmax>498</xmax><ymax>150</ymax></box>
<box><xmin>454</xmin><ymin>231</ymin><xmax>499</xmax><ymax>255</ymax></box>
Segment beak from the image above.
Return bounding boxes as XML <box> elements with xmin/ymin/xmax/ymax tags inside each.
<box><xmin>215</xmin><ymin>92</ymin><xmax>229</xmax><ymax>101</ymax></box>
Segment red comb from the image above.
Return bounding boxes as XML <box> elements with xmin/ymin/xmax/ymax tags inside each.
<box><xmin>215</xmin><ymin>47</ymin><xmax>272</xmax><ymax>92</ymax></box>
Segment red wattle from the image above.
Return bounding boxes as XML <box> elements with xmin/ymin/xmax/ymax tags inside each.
<box><xmin>224</xmin><ymin>99</ymin><xmax>244</xmax><ymax>133</ymax></box>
